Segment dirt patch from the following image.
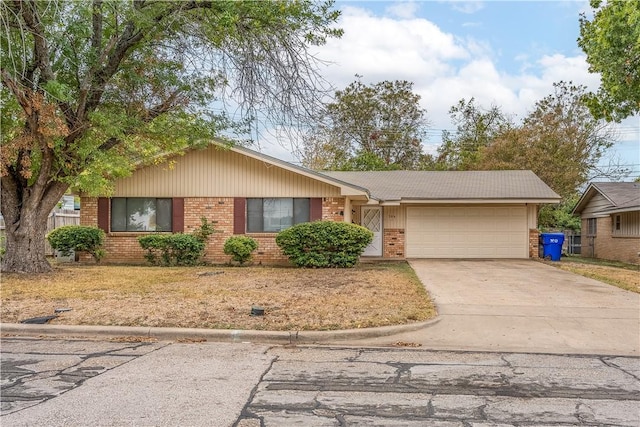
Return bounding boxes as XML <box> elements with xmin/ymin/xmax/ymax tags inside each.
<box><xmin>1</xmin><ymin>262</ymin><xmax>436</xmax><ymax>331</ymax></box>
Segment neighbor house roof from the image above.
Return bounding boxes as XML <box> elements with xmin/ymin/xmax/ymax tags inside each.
<box><xmin>322</xmin><ymin>170</ymin><xmax>560</xmax><ymax>204</ymax></box>
<box><xmin>573</xmin><ymin>182</ymin><xmax>640</xmax><ymax>215</ymax></box>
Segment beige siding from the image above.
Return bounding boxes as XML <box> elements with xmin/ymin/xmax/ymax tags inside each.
<box><xmin>613</xmin><ymin>211</ymin><xmax>640</xmax><ymax>237</ymax></box>
<box><xmin>526</xmin><ymin>204</ymin><xmax>538</xmax><ymax>229</ymax></box>
<box><xmin>114</xmin><ymin>146</ymin><xmax>342</xmax><ymax>197</ymax></box>
<box><xmin>581</xmin><ymin>194</ymin><xmax>613</xmax><ymax>218</ymax></box>
<box><xmin>383</xmin><ymin>206</ymin><xmax>406</xmax><ymax>229</ymax></box>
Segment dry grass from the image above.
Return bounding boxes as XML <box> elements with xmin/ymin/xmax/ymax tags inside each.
<box><xmin>0</xmin><ymin>262</ymin><xmax>436</xmax><ymax>331</ymax></box>
<box><xmin>544</xmin><ymin>258</ymin><xmax>639</xmax><ymax>294</ymax></box>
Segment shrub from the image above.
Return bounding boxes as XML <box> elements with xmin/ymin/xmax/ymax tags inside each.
<box><xmin>191</xmin><ymin>217</ymin><xmax>215</xmax><ymax>242</ymax></box>
<box><xmin>138</xmin><ymin>217</ymin><xmax>215</xmax><ymax>266</ymax></box>
<box><xmin>276</xmin><ymin>221</ymin><xmax>373</xmax><ymax>268</ymax></box>
<box><xmin>138</xmin><ymin>234</ymin><xmax>205</xmax><ymax>266</ymax></box>
<box><xmin>47</xmin><ymin>226</ymin><xmax>106</xmax><ymax>263</ymax></box>
<box><xmin>223</xmin><ymin>236</ymin><xmax>258</xmax><ymax>265</ymax></box>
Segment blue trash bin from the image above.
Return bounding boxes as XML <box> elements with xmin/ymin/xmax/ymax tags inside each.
<box><xmin>540</xmin><ymin>232</ymin><xmax>565</xmax><ymax>261</ymax></box>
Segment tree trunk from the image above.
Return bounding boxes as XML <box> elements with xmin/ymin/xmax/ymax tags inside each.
<box><xmin>1</xmin><ymin>178</ymin><xmax>68</xmax><ymax>274</ymax></box>
<box><xmin>2</xmin><ymin>209</ymin><xmax>52</xmax><ymax>273</ymax></box>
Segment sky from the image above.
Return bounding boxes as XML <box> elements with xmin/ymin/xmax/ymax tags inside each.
<box><xmin>257</xmin><ymin>0</ymin><xmax>640</xmax><ymax>180</ymax></box>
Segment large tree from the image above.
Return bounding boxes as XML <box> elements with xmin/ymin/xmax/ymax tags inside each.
<box><xmin>478</xmin><ymin>82</ymin><xmax>616</xmax><ymax>199</ymax></box>
<box><xmin>0</xmin><ymin>0</ymin><xmax>342</xmax><ymax>273</ymax></box>
<box><xmin>578</xmin><ymin>0</ymin><xmax>640</xmax><ymax>121</ymax></box>
<box><xmin>435</xmin><ymin>98</ymin><xmax>513</xmax><ymax>170</ymax></box>
<box><xmin>301</xmin><ymin>79</ymin><xmax>429</xmax><ymax>170</ymax></box>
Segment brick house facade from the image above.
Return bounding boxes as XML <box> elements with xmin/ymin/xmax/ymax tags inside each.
<box><xmin>581</xmin><ymin>216</ymin><xmax>640</xmax><ymax>265</ymax></box>
<box><xmin>81</xmin><ymin>196</ymin><xmax>347</xmax><ymax>264</ymax></box>
<box><xmin>573</xmin><ymin>182</ymin><xmax>640</xmax><ymax>265</ymax></box>
<box><xmin>81</xmin><ymin>143</ymin><xmax>559</xmax><ymax>264</ymax></box>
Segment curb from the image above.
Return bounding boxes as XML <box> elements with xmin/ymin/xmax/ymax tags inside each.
<box><xmin>1</xmin><ymin>318</ymin><xmax>441</xmax><ymax>345</ymax></box>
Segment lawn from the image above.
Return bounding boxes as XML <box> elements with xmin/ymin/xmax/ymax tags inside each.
<box><xmin>543</xmin><ymin>256</ymin><xmax>640</xmax><ymax>293</ymax></box>
<box><xmin>0</xmin><ymin>262</ymin><xmax>436</xmax><ymax>331</ymax></box>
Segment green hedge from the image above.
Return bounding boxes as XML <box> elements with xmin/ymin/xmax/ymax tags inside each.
<box><xmin>223</xmin><ymin>236</ymin><xmax>258</xmax><ymax>265</ymax></box>
<box><xmin>137</xmin><ymin>217</ymin><xmax>215</xmax><ymax>266</ymax></box>
<box><xmin>276</xmin><ymin>221</ymin><xmax>373</xmax><ymax>268</ymax></box>
<box><xmin>47</xmin><ymin>226</ymin><xmax>105</xmax><ymax>262</ymax></box>
<box><xmin>138</xmin><ymin>234</ymin><xmax>205</xmax><ymax>266</ymax></box>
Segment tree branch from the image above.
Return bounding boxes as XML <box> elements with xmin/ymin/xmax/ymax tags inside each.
<box><xmin>18</xmin><ymin>0</ymin><xmax>54</xmax><ymax>84</ymax></box>
<box><xmin>1</xmin><ymin>68</ymin><xmax>30</xmax><ymax>113</ymax></box>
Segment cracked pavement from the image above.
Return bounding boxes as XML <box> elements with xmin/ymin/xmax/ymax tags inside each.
<box><xmin>236</xmin><ymin>347</ymin><xmax>640</xmax><ymax>426</ymax></box>
<box><xmin>1</xmin><ymin>338</ymin><xmax>167</xmax><ymax>415</ymax></box>
<box><xmin>2</xmin><ymin>340</ymin><xmax>639</xmax><ymax>426</ymax></box>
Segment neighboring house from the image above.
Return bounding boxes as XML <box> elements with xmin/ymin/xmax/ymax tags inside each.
<box><xmin>573</xmin><ymin>182</ymin><xmax>640</xmax><ymax>264</ymax></box>
<box><xmin>80</xmin><ymin>144</ymin><xmax>560</xmax><ymax>264</ymax></box>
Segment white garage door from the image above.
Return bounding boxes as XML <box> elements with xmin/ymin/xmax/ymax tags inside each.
<box><xmin>406</xmin><ymin>206</ymin><xmax>528</xmax><ymax>258</ymax></box>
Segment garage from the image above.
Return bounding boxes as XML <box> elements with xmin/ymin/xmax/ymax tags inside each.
<box><xmin>406</xmin><ymin>206</ymin><xmax>528</xmax><ymax>258</ymax></box>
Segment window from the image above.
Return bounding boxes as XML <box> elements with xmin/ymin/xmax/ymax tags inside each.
<box><xmin>246</xmin><ymin>198</ymin><xmax>310</xmax><ymax>232</ymax></box>
<box><xmin>586</xmin><ymin>218</ymin><xmax>597</xmax><ymax>236</ymax></box>
<box><xmin>111</xmin><ymin>198</ymin><xmax>172</xmax><ymax>232</ymax></box>
<box><xmin>614</xmin><ymin>215</ymin><xmax>621</xmax><ymax>231</ymax></box>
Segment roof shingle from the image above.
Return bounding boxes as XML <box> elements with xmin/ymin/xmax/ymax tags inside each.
<box><xmin>591</xmin><ymin>182</ymin><xmax>640</xmax><ymax>212</ymax></box>
<box><xmin>321</xmin><ymin>170</ymin><xmax>560</xmax><ymax>201</ymax></box>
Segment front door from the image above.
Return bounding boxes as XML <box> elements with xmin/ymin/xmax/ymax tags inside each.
<box><xmin>362</xmin><ymin>206</ymin><xmax>382</xmax><ymax>257</ymax></box>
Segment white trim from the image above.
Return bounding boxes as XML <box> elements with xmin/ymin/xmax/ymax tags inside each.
<box><xmin>399</xmin><ymin>198</ymin><xmax>559</xmax><ymax>204</ymax></box>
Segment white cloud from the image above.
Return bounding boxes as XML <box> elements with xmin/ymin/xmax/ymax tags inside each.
<box><xmin>259</xmin><ymin>3</ymin><xmax>636</xmax><ymax>173</ymax></box>
<box><xmin>315</xmin><ymin>6</ymin><xmax>605</xmax><ymax>130</ymax></box>
<box><xmin>385</xmin><ymin>1</ymin><xmax>420</xmax><ymax>19</ymax></box>
<box><xmin>450</xmin><ymin>1</ymin><xmax>485</xmax><ymax>14</ymax></box>
<box><xmin>316</xmin><ymin>6</ymin><xmax>469</xmax><ymax>88</ymax></box>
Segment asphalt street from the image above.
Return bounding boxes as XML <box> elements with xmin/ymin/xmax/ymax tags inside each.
<box><xmin>2</xmin><ymin>338</ymin><xmax>639</xmax><ymax>426</ymax></box>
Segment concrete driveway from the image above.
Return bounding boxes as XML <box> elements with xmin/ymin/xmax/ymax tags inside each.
<box><xmin>346</xmin><ymin>260</ymin><xmax>640</xmax><ymax>356</ymax></box>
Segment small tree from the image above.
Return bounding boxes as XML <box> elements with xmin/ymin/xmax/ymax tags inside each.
<box><xmin>223</xmin><ymin>236</ymin><xmax>258</xmax><ymax>265</ymax></box>
<box><xmin>47</xmin><ymin>226</ymin><xmax>105</xmax><ymax>263</ymax></box>
<box><xmin>276</xmin><ymin>221</ymin><xmax>373</xmax><ymax>268</ymax></box>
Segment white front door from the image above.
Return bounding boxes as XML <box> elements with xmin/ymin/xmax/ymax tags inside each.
<box><xmin>362</xmin><ymin>206</ymin><xmax>382</xmax><ymax>257</ymax></box>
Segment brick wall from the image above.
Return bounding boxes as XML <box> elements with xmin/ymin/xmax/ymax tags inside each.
<box><xmin>184</xmin><ymin>197</ymin><xmax>234</xmax><ymax>263</ymax></box>
<box><xmin>322</xmin><ymin>197</ymin><xmax>346</xmax><ymax>222</ymax></box>
<box><xmin>383</xmin><ymin>229</ymin><xmax>405</xmax><ymax>258</ymax></box>
<box><xmin>81</xmin><ymin>196</ymin><xmax>348</xmax><ymax>265</ymax></box>
<box><xmin>529</xmin><ymin>229</ymin><xmax>539</xmax><ymax>259</ymax></box>
<box><xmin>591</xmin><ymin>216</ymin><xmax>640</xmax><ymax>264</ymax></box>
<box><xmin>80</xmin><ymin>198</ymin><xmax>98</xmax><ymax>227</ymax></box>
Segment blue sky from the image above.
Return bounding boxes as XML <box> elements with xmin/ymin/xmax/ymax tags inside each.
<box><xmin>262</xmin><ymin>1</ymin><xmax>639</xmax><ymax>180</ymax></box>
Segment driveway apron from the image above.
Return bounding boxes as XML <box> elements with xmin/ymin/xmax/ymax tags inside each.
<box><xmin>345</xmin><ymin>260</ymin><xmax>640</xmax><ymax>356</ymax></box>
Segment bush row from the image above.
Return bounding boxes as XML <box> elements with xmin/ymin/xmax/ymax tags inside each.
<box><xmin>47</xmin><ymin>220</ymin><xmax>372</xmax><ymax>268</ymax></box>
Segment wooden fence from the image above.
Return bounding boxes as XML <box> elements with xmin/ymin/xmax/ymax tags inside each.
<box><xmin>0</xmin><ymin>209</ymin><xmax>80</xmax><ymax>256</ymax></box>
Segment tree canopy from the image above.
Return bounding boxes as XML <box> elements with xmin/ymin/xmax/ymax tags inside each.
<box><xmin>0</xmin><ymin>0</ymin><xmax>342</xmax><ymax>273</ymax></box>
<box><xmin>478</xmin><ymin>82</ymin><xmax>615</xmax><ymax>199</ymax></box>
<box><xmin>432</xmin><ymin>82</ymin><xmax>618</xmax><ymax>230</ymax></box>
<box><xmin>301</xmin><ymin>79</ymin><xmax>429</xmax><ymax>170</ymax></box>
<box><xmin>578</xmin><ymin>0</ymin><xmax>640</xmax><ymax>121</ymax></box>
<box><xmin>435</xmin><ymin>98</ymin><xmax>513</xmax><ymax>171</ymax></box>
